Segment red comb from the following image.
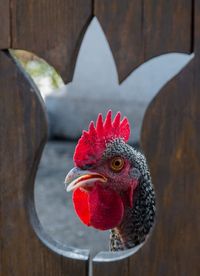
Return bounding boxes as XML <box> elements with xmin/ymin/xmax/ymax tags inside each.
<box><xmin>73</xmin><ymin>110</ymin><xmax>131</xmax><ymax>167</ymax></box>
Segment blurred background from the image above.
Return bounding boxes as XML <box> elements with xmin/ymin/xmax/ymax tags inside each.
<box><xmin>10</xmin><ymin>18</ymin><xmax>192</xmax><ymax>256</ymax></box>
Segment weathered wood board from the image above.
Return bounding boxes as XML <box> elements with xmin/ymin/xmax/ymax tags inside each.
<box><xmin>0</xmin><ymin>0</ymin><xmax>10</xmax><ymax>48</ymax></box>
<box><xmin>95</xmin><ymin>0</ymin><xmax>192</xmax><ymax>82</ymax></box>
<box><xmin>0</xmin><ymin>50</ymin><xmax>89</xmax><ymax>276</ymax></box>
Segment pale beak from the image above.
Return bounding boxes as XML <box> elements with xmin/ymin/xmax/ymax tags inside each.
<box><xmin>64</xmin><ymin>167</ymin><xmax>107</xmax><ymax>192</ymax></box>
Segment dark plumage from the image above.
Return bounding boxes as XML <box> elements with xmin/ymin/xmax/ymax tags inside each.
<box><xmin>104</xmin><ymin>138</ymin><xmax>155</xmax><ymax>251</ymax></box>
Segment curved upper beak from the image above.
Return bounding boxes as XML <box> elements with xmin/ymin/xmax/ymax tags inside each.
<box><xmin>64</xmin><ymin>167</ymin><xmax>107</xmax><ymax>192</ymax></box>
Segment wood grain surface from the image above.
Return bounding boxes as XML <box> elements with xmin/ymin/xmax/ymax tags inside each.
<box><xmin>133</xmin><ymin>2</ymin><xmax>199</xmax><ymax>273</ymax></box>
<box><xmin>93</xmin><ymin>259</ymin><xmax>129</xmax><ymax>276</ymax></box>
<box><xmin>10</xmin><ymin>0</ymin><xmax>92</xmax><ymax>83</ymax></box>
<box><xmin>94</xmin><ymin>0</ymin><xmax>144</xmax><ymax>83</ymax></box>
<box><xmin>95</xmin><ymin>0</ymin><xmax>192</xmax><ymax>82</ymax></box>
<box><xmin>0</xmin><ymin>0</ymin><xmax>10</xmax><ymax>48</ymax></box>
<box><xmin>0</xmin><ymin>50</ymin><xmax>89</xmax><ymax>276</ymax></box>
<box><xmin>143</xmin><ymin>0</ymin><xmax>192</xmax><ymax>59</ymax></box>
<box><xmin>133</xmin><ymin>60</ymin><xmax>199</xmax><ymax>276</ymax></box>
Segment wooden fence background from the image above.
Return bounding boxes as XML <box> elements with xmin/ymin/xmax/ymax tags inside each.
<box><xmin>0</xmin><ymin>1</ymin><xmax>200</xmax><ymax>275</ymax></box>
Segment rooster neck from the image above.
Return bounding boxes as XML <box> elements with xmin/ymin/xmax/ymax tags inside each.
<box><xmin>109</xmin><ymin>174</ymin><xmax>156</xmax><ymax>251</ymax></box>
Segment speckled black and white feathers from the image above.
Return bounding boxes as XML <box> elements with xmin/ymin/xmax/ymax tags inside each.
<box><xmin>104</xmin><ymin>139</ymin><xmax>156</xmax><ymax>251</ymax></box>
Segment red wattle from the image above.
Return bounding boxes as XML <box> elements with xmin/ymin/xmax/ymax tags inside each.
<box><xmin>89</xmin><ymin>184</ymin><xmax>124</xmax><ymax>230</ymax></box>
<box><xmin>73</xmin><ymin>185</ymin><xmax>124</xmax><ymax>230</ymax></box>
<box><xmin>73</xmin><ymin>188</ymin><xmax>90</xmax><ymax>226</ymax></box>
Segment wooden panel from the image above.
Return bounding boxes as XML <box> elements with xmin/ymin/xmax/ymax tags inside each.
<box><xmin>143</xmin><ymin>0</ymin><xmax>192</xmax><ymax>59</ymax></box>
<box><xmin>0</xmin><ymin>0</ymin><xmax>10</xmax><ymax>48</ymax></box>
<box><xmin>94</xmin><ymin>1</ymin><xmax>144</xmax><ymax>83</ymax></box>
<box><xmin>93</xmin><ymin>259</ymin><xmax>129</xmax><ymax>276</ymax></box>
<box><xmin>95</xmin><ymin>0</ymin><xmax>192</xmax><ymax>82</ymax></box>
<box><xmin>133</xmin><ymin>59</ymin><xmax>199</xmax><ymax>276</ymax></box>
<box><xmin>0</xmin><ymin>50</ymin><xmax>89</xmax><ymax>275</ymax></box>
<box><xmin>128</xmin><ymin>1</ymin><xmax>199</xmax><ymax>274</ymax></box>
<box><xmin>11</xmin><ymin>0</ymin><xmax>92</xmax><ymax>83</ymax></box>
<box><xmin>135</xmin><ymin>1</ymin><xmax>199</xmax><ymax>273</ymax></box>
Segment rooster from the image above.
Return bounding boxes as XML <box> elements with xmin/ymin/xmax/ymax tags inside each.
<box><xmin>65</xmin><ymin>110</ymin><xmax>155</xmax><ymax>251</ymax></box>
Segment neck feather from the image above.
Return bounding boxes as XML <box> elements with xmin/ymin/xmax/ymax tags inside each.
<box><xmin>109</xmin><ymin>181</ymin><xmax>155</xmax><ymax>251</ymax></box>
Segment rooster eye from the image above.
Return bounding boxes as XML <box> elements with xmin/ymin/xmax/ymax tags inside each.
<box><xmin>110</xmin><ymin>157</ymin><xmax>125</xmax><ymax>172</ymax></box>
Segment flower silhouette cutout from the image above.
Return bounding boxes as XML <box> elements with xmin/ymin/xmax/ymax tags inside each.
<box><xmin>46</xmin><ymin>17</ymin><xmax>194</xmax><ymax>143</ymax></box>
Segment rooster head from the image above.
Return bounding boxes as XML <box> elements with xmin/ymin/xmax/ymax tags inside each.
<box><xmin>65</xmin><ymin>110</ymin><xmax>141</xmax><ymax>231</ymax></box>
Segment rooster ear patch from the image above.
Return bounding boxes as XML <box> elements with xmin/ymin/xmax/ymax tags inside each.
<box><xmin>73</xmin><ymin>110</ymin><xmax>131</xmax><ymax>167</ymax></box>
